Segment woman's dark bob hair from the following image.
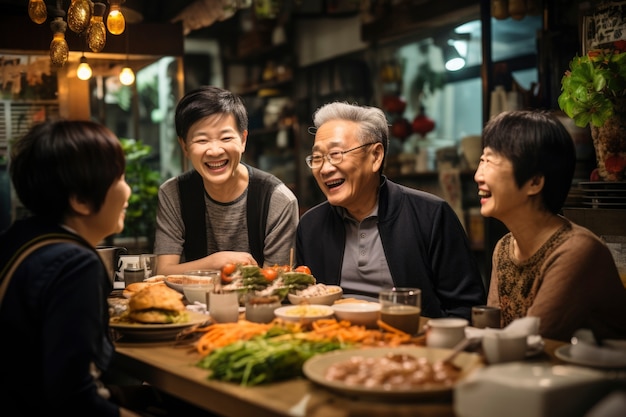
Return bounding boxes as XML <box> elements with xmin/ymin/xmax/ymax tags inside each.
<box><xmin>9</xmin><ymin>120</ymin><xmax>126</xmax><ymax>222</ymax></box>
<box><xmin>481</xmin><ymin>110</ymin><xmax>576</xmax><ymax>214</ymax></box>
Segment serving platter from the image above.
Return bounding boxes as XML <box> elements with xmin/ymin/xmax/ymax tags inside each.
<box><xmin>302</xmin><ymin>346</ymin><xmax>483</xmax><ymax>400</ymax></box>
<box><xmin>110</xmin><ymin>311</ymin><xmax>209</xmax><ymax>341</ymax></box>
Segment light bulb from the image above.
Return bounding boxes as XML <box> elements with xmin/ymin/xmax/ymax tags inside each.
<box><xmin>77</xmin><ymin>56</ymin><xmax>93</xmax><ymax>80</ymax></box>
<box><xmin>28</xmin><ymin>0</ymin><xmax>47</xmax><ymax>24</ymax></box>
<box><xmin>67</xmin><ymin>0</ymin><xmax>92</xmax><ymax>34</ymax></box>
<box><xmin>50</xmin><ymin>19</ymin><xmax>69</xmax><ymax>67</ymax></box>
<box><xmin>119</xmin><ymin>66</ymin><xmax>135</xmax><ymax>85</ymax></box>
<box><xmin>107</xmin><ymin>3</ymin><xmax>125</xmax><ymax>35</ymax></box>
<box><xmin>87</xmin><ymin>3</ymin><xmax>107</xmax><ymax>52</ymax></box>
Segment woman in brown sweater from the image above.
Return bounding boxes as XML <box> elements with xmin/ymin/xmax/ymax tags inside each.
<box><xmin>475</xmin><ymin>110</ymin><xmax>626</xmax><ymax>342</ymax></box>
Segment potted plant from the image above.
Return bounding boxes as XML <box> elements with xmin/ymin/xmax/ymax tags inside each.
<box><xmin>118</xmin><ymin>138</ymin><xmax>162</xmax><ymax>251</ymax></box>
<box><xmin>558</xmin><ymin>40</ymin><xmax>626</xmax><ymax>181</ymax></box>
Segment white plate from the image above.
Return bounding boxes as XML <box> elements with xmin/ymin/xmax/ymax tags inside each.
<box><xmin>302</xmin><ymin>346</ymin><xmax>483</xmax><ymax>400</ymax></box>
<box><xmin>110</xmin><ymin>311</ymin><xmax>208</xmax><ymax>341</ymax></box>
<box><xmin>555</xmin><ymin>344</ymin><xmax>626</xmax><ymax>368</ymax></box>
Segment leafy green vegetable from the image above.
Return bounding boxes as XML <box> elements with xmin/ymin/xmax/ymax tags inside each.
<box><xmin>196</xmin><ymin>335</ymin><xmax>345</xmax><ymax>386</ymax></box>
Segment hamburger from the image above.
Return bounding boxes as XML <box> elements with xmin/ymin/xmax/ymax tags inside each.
<box><xmin>128</xmin><ymin>284</ymin><xmax>188</xmax><ymax>324</ymax></box>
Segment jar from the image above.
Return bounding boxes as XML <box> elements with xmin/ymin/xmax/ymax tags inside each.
<box><xmin>124</xmin><ymin>262</ymin><xmax>145</xmax><ymax>286</ymax></box>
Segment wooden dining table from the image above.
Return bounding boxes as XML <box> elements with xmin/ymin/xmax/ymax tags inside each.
<box><xmin>111</xmin><ymin>316</ymin><xmax>570</xmax><ymax>417</ymax></box>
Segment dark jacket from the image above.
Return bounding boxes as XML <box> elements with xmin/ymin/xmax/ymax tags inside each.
<box><xmin>296</xmin><ymin>177</ymin><xmax>486</xmax><ymax>320</ymax></box>
<box><xmin>0</xmin><ymin>217</ymin><xmax>118</xmax><ymax>417</ymax></box>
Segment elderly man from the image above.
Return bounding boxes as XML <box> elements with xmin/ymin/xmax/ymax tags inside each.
<box><xmin>296</xmin><ymin>102</ymin><xmax>486</xmax><ymax>320</ymax></box>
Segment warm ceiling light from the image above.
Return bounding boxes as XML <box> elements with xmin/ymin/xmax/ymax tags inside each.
<box><xmin>49</xmin><ymin>18</ymin><xmax>69</xmax><ymax>67</ymax></box>
<box><xmin>107</xmin><ymin>0</ymin><xmax>126</xmax><ymax>35</ymax></box>
<box><xmin>77</xmin><ymin>55</ymin><xmax>93</xmax><ymax>80</ymax></box>
<box><xmin>88</xmin><ymin>2</ymin><xmax>107</xmax><ymax>52</ymax></box>
<box><xmin>119</xmin><ymin>66</ymin><xmax>135</xmax><ymax>85</ymax></box>
<box><xmin>67</xmin><ymin>0</ymin><xmax>92</xmax><ymax>34</ymax></box>
<box><xmin>28</xmin><ymin>0</ymin><xmax>47</xmax><ymax>24</ymax></box>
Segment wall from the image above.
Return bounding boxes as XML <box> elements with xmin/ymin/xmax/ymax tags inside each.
<box><xmin>295</xmin><ymin>16</ymin><xmax>368</xmax><ymax>67</ymax></box>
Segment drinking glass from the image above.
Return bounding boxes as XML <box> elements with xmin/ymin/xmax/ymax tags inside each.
<box><xmin>140</xmin><ymin>254</ymin><xmax>157</xmax><ymax>279</ymax></box>
<box><xmin>378</xmin><ymin>287</ymin><xmax>422</xmax><ymax>335</ymax></box>
<box><xmin>209</xmin><ymin>291</ymin><xmax>239</xmax><ymax>323</ymax></box>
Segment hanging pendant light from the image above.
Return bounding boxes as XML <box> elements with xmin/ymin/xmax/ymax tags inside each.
<box><xmin>107</xmin><ymin>0</ymin><xmax>126</xmax><ymax>35</ymax></box>
<box><xmin>67</xmin><ymin>0</ymin><xmax>92</xmax><ymax>34</ymax></box>
<box><xmin>119</xmin><ymin>66</ymin><xmax>135</xmax><ymax>85</ymax></box>
<box><xmin>28</xmin><ymin>0</ymin><xmax>47</xmax><ymax>24</ymax></box>
<box><xmin>50</xmin><ymin>18</ymin><xmax>69</xmax><ymax>67</ymax></box>
<box><xmin>77</xmin><ymin>54</ymin><xmax>93</xmax><ymax>80</ymax></box>
<box><xmin>87</xmin><ymin>3</ymin><xmax>107</xmax><ymax>52</ymax></box>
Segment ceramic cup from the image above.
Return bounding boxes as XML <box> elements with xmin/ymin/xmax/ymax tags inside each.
<box><xmin>209</xmin><ymin>291</ymin><xmax>239</xmax><ymax>323</ymax></box>
<box><xmin>482</xmin><ymin>329</ymin><xmax>527</xmax><ymax>364</ymax></box>
<box><xmin>471</xmin><ymin>305</ymin><xmax>502</xmax><ymax>329</ymax></box>
<box><xmin>379</xmin><ymin>288</ymin><xmax>422</xmax><ymax>335</ymax></box>
<box><xmin>425</xmin><ymin>318</ymin><xmax>468</xmax><ymax>348</ymax></box>
<box><xmin>245</xmin><ymin>295</ymin><xmax>281</xmax><ymax>324</ymax></box>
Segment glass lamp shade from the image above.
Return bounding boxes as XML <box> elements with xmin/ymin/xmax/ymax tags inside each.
<box><xmin>87</xmin><ymin>16</ymin><xmax>107</xmax><ymax>52</ymax></box>
<box><xmin>88</xmin><ymin>3</ymin><xmax>107</xmax><ymax>52</ymax></box>
<box><xmin>77</xmin><ymin>57</ymin><xmax>93</xmax><ymax>80</ymax></box>
<box><xmin>50</xmin><ymin>20</ymin><xmax>69</xmax><ymax>67</ymax></box>
<box><xmin>107</xmin><ymin>4</ymin><xmax>125</xmax><ymax>35</ymax></box>
<box><xmin>28</xmin><ymin>0</ymin><xmax>47</xmax><ymax>24</ymax></box>
<box><xmin>119</xmin><ymin>66</ymin><xmax>135</xmax><ymax>85</ymax></box>
<box><xmin>67</xmin><ymin>0</ymin><xmax>92</xmax><ymax>34</ymax></box>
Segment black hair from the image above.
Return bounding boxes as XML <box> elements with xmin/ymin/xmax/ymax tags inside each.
<box><xmin>174</xmin><ymin>86</ymin><xmax>248</xmax><ymax>141</ymax></box>
<box><xmin>9</xmin><ymin>120</ymin><xmax>126</xmax><ymax>222</ymax></box>
<box><xmin>482</xmin><ymin>110</ymin><xmax>576</xmax><ymax>214</ymax></box>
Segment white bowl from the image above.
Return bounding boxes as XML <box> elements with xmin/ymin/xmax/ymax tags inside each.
<box><xmin>274</xmin><ymin>304</ymin><xmax>334</xmax><ymax>324</ymax></box>
<box><xmin>331</xmin><ymin>302</ymin><xmax>381</xmax><ymax>328</ymax></box>
<box><xmin>287</xmin><ymin>284</ymin><xmax>343</xmax><ymax>306</ymax></box>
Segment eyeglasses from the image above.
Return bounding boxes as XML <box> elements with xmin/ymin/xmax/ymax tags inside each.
<box><xmin>305</xmin><ymin>143</ymin><xmax>376</xmax><ymax>169</ymax></box>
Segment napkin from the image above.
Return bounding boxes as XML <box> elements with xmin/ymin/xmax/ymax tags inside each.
<box><xmin>465</xmin><ymin>316</ymin><xmax>543</xmax><ymax>353</ymax></box>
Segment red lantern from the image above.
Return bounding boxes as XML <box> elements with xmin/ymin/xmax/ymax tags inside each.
<box><xmin>412</xmin><ymin>106</ymin><xmax>435</xmax><ymax>138</ymax></box>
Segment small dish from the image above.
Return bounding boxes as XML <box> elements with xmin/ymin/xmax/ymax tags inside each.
<box><xmin>274</xmin><ymin>304</ymin><xmax>334</xmax><ymax>324</ymax></box>
<box><xmin>331</xmin><ymin>302</ymin><xmax>381</xmax><ymax>328</ymax></box>
<box><xmin>288</xmin><ymin>284</ymin><xmax>343</xmax><ymax>305</ymax></box>
<box><xmin>555</xmin><ymin>344</ymin><xmax>626</xmax><ymax>368</ymax></box>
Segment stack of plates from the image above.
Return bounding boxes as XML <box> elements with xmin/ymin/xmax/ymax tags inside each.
<box><xmin>579</xmin><ymin>182</ymin><xmax>626</xmax><ymax>209</ymax></box>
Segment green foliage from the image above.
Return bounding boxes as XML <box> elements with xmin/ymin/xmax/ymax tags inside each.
<box><xmin>558</xmin><ymin>43</ymin><xmax>626</xmax><ymax>128</ymax></box>
<box><xmin>119</xmin><ymin>138</ymin><xmax>161</xmax><ymax>244</ymax></box>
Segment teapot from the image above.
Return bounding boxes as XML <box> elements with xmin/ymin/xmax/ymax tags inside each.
<box><xmin>96</xmin><ymin>246</ymin><xmax>127</xmax><ymax>284</ymax></box>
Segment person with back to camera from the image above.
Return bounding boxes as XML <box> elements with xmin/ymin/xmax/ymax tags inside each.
<box><xmin>154</xmin><ymin>86</ymin><xmax>299</xmax><ymax>275</ymax></box>
<box><xmin>0</xmin><ymin>120</ymin><xmax>146</xmax><ymax>416</ymax></box>
<box><xmin>296</xmin><ymin>101</ymin><xmax>486</xmax><ymax>320</ymax></box>
<box><xmin>475</xmin><ymin>110</ymin><xmax>626</xmax><ymax>342</ymax></box>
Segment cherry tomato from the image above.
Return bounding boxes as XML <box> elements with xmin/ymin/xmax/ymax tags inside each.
<box><xmin>261</xmin><ymin>268</ymin><xmax>278</xmax><ymax>281</ymax></box>
<box><xmin>221</xmin><ymin>262</ymin><xmax>237</xmax><ymax>282</ymax></box>
<box><xmin>294</xmin><ymin>265</ymin><xmax>312</xmax><ymax>275</ymax></box>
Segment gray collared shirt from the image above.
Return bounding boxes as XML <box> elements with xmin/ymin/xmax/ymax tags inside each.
<box><xmin>339</xmin><ymin>203</ymin><xmax>394</xmax><ymax>297</ymax></box>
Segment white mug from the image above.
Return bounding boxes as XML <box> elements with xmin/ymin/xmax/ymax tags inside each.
<box><xmin>482</xmin><ymin>330</ymin><xmax>527</xmax><ymax>364</ymax></box>
<box><xmin>425</xmin><ymin>318</ymin><xmax>468</xmax><ymax>348</ymax></box>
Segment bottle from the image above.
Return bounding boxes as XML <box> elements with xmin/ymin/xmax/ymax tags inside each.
<box><xmin>124</xmin><ymin>262</ymin><xmax>145</xmax><ymax>286</ymax></box>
